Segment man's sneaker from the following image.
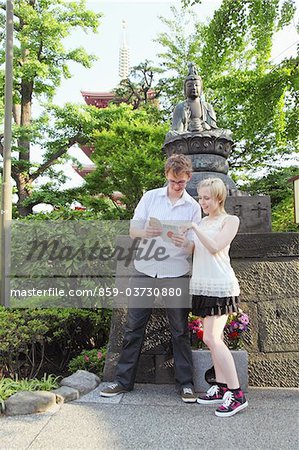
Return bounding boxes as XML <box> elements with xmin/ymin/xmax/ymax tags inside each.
<box><xmin>215</xmin><ymin>390</ymin><xmax>248</xmax><ymax>417</ymax></box>
<box><xmin>100</xmin><ymin>383</ymin><xmax>128</xmax><ymax>397</ymax></box>
<box><xmin>181</xmin><ymin>386</ymin><xmax>198</xmax><ymax>403</ymax></box>
<box><xmin>197</xmin><ymin>384</ymin><xmax>228</xmax><ymax>405</ymax></box>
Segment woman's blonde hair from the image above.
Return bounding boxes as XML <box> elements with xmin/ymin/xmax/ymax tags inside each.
<box><xmin>197</xmin><ymin>178</ymin><xmax>227</xmax><ymax>213</ymax></box>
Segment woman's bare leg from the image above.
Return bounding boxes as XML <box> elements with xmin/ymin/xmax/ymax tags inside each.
<box><xmin>203</xmin><ymin>315</ymin><xmax>240</xmax><ymax>389</ymax></box>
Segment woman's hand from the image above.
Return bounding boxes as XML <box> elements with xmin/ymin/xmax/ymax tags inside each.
<box><xmin>179</xmin><ymin>222</ymin><xmax>193</xmax><ymax>234</ymax></box>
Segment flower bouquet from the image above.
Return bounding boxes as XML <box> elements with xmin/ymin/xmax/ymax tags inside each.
<box><xmin>224</xmin><ymin>311</ymin><xmax>250</xmax><ymax>350</ymax></box>
<box><xmin>188</xmin><ymin>311</ymin><xmax>250</xmax><ymax>350</ymax></box>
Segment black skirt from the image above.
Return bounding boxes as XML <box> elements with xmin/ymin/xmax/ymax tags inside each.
<box><xmin>192</xmin><ymin>294</ymin><xmax>239</xmax><ymax>317</ymax></box>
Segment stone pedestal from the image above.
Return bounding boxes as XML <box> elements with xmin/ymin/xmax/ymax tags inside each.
<box><xmin>187</xmin><ymin>171</ymin><xmax>236</xmax><ymax>195</ymax></box>
<box><xmin>192</xmin><ymin>350</ymin><xmax>248</xmax><ymax>392</ymax></box>
<box><xmin>163</xmin><ymin>131</ymin><xmax>234</xmax><ymax>158</ymax></box>
<box><xmin>163</xmin><ymin>132</ymin><xmax>237</xmax><ymax>194</ymax></box>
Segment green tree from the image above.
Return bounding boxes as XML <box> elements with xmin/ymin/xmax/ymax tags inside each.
<box><xmin>113</xmin><ymin>60</ymin><xmax>165</xmax><ymax>110</ymax></box>
<box><xmin>0</xmin><ymin>0</ymin><xmax>101</xmax><ymax>216</ymax></box>
<box><xmin>242</xmin><ymin>166</ymin><xmax>299</xmax><ymax>231</ymax></box>
<box><xmin>156</xmin><ymin>0</ymin><xmax>299</xmax><ymax>171</ymax></box>
<box><xmin>155</xmin><ymin>6</ymin><xmax>204</xmax><ymax>112</ymax></box>
<box><xmin>83</xmin><ymin>104</ymin><xmax>168</xmax><ymax>218</ymax></box>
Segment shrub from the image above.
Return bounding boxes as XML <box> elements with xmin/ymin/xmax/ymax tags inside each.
<box><xmin>68</xmin><ymin>346</ymin><xmax>107</xmax><ymax>377</ymax></box>
<box><xmin>0</xmin><ymin>307</ymin><xmax>111</xmax><ymax>379</ymax></box>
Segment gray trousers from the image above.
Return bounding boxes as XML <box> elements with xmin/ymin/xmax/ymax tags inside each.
<box><xmin>115</xmin><ymin>271</ymin><xmax>193</xmax><ymax>390</ymax></box>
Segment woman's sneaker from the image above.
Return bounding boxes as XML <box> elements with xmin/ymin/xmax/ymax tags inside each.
<box><xmin>215</xmin><ymin>390</ymin><xmax>248</xmax><ymax>417</ymax></box>
<box><xmin>197</xmin><ymin>384</ymin><xmax>228</xmax><ymax>404</ymax></box>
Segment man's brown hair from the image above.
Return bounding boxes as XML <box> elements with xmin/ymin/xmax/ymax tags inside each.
<box><xmin>164</xmin><ymin>154</ymin><xmax>193</xmax><ymax>176</ymax></box>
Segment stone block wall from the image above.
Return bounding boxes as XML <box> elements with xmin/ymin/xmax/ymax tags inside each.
<box><xmin>231</xmin><ymin>233</ymin><xmax>299</xmax><ymax>387</ymax></box>
<box><xmin>103</xmin><ymin>233</ymin><xmax>299</xmax><ymax>388</ymax></box>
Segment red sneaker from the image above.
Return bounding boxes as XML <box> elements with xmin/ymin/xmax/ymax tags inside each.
<box><xmin>215</xmin><ymin>390</ymin><xmax>248</xmax><ymax>417</ymax></box>
<box><xmin>197</xmin><ymin>384</ymin><xmax>228</xmax><ymax>405</ymax></box>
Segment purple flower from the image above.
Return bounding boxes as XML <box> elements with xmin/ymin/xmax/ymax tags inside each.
<box><xmin>230</xmin><ymin>321</ymin><xmax>239</xmax><ymax>330</ymax></box>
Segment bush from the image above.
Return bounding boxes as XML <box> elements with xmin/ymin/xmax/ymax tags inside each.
<box><xmin>0</xmin><ymin>307</ymin><xmax>111</xmax><ymax>379</ymax></box>
<box><xmin>242</xmin><ymin>166</ymin><xmax>299</xmax><ymax>232</ymax></box>
<box><xmin>272</xmin><ymin>197</ymin><xmax>299</xmax><ymax>232</ymax></box>
<box><xmin>68</xmin><ymin>346</ymin><xmax>107</xmax><ymax>377</ymax></box>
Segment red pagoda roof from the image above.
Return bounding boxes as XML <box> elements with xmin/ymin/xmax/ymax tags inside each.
<box><xmin>80</xmin><ymin>145</ymin><xmax>94</xmax><ymax>158</ymax></box>
<box><xmin>73</xmin><ymin>165</ymin><xmax>96</xmax><ymax>178</ymax></box>
<box><xmin>81</xmin><ymin>91</ymin><xmax>114</xmax><ymax>108</ymax></box>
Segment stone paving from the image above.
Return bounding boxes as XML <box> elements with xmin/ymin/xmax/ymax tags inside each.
<box><xmin>1</xmin><ymin>384</ymin><xmax>298</xmax><ymax>450</ymax></box>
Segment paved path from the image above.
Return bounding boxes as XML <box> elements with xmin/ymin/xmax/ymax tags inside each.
<box><xmin>1</xmin><ymin>384</ymin><xmax>298</xmax><ymax>450</ymax></box>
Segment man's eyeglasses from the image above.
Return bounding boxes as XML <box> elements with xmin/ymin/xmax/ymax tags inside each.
<box><xmin>168</xmin><ymin>179</ymin><xmax>188</xmax><ymax>186</ymax></box>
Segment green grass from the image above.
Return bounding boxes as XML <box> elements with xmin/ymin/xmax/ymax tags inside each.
<box><xmin>0</xmin><ymin>373</ymin><xmax>60</xmax><ymax>411</ymax></box>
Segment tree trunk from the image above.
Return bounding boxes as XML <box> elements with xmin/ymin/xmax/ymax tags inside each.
<box><xmin>15</xmin><ymin>75</ymin><xmax>33</xmax><ymax>215</ymax></box>
<box><xmin>15</xmin><ymin>172</ymin><xmax>34</xmax><ymax>217</ymax></box>
<box><xmin>12</xmin><ymin>103</ymin><xmax>21</xmax><ymax>125</ymax></box>
<box><xmin>19</xmin><ymin>79</ymin><xmax>33</xmax><ymax>162</ymax></box>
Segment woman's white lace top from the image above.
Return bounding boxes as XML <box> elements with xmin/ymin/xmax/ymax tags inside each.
<box><xmin>190</xmin><ymin>214</ymin><xmax>240</xmax><ymax>297</ymax></box>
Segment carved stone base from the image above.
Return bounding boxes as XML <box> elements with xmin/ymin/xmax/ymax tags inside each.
<box><xmin>163</xmin><ymin>131</ymin><xmax>233</xmax><ymax>157</ymax></box>
<box><xmin>188</xmin><ymin>154</ymin><xmax>229</xmax><ymax>174</ymax></box>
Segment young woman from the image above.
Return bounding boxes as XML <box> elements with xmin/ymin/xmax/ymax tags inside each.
<box><xmin>186</xmin><ymin>178</ymin><xmax>248</xmax><ymax>417</ymax></box>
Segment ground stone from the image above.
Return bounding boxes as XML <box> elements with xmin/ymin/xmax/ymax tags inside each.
<box><xmin>60</xmin><ymin>370</ymin><xmax>100</xmax><ymax>395</ymax></box>
<box><xmin>4</xmin><ymin>391</ymin><xmax>57</xmax><ymax>416</ymax></box>
<box><xmin>51</xmin><ymin>386</ymin><xmax>79</xmax><ymax>402</ymax></box>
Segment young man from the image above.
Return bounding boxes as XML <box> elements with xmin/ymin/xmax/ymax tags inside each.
<box><xmin>100</xmin><ymin>154</ymin><xmax>201</xmax><ymax>402</ymax></box>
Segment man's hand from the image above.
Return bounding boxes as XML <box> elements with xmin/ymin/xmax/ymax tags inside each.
<box><xmin>170</xmin><ymin>232</ymin><xmax>189</xmax><ymax>248</ymax></box>
<box><xmin>144</xmin><ymin>223</ymin><xmax>163</xmax><ymax>238</ymax></box>
<box><xmin>171</xmin><ymin>232</ymin><xmax>194</xmax><ymax>254</ymax></box>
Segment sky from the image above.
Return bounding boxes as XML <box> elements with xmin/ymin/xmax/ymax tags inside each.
<box><xmin>32</xmin><ymin>0</ymin><xmax>299</xmax><ymax>198</ymax></box>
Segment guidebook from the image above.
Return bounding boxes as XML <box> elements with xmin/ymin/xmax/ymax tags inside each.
<box><xmin>149</xmin><ymin>217</ymin><xmax>181</xmax><ymax>243</ymax></box>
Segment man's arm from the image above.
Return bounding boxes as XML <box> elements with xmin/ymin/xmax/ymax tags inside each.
<box><xmin>129</xmin><ymin>191</ymin><xmax>162</xmax><ymax>240</ymax></box>
<box><xmin>129</xmin><ymin>224</ymin><xmax>162</xmax><ymax>240</ymax></box>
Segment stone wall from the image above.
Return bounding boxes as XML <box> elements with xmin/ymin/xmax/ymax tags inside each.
<box><xmin>103</xmin><ymin>233</ymin><xmax>299</xmax><ymax>388</ymax></box>
<box><xmin>231</xmin><ymin>232</ymin><xmax>299</xmax><ymax>388</ymax></box>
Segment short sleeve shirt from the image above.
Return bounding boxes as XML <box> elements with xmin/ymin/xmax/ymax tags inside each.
<box><xmin>131</xmin><ymin>186</ymin><xmax>201</xmax><ymax>278</ymax></box>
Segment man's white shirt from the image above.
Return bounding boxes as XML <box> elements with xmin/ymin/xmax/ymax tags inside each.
<box><xmin>130</xmin><ymin>186</ymin><xmax>201</xmax><ymax>278</ymax></box>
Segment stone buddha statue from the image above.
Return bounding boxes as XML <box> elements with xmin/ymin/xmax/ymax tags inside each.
<box><xmin>165</xmin><ymin>63</ymin><xmax>231</xmax><ymax>143</ymax></box>
<box><xmin>163</xmin><ymin>63</ymin><xmax>235</xmax><ymax>193</ymax></box>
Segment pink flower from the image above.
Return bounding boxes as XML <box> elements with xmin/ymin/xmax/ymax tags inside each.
<box><xmin>84</xmin><ymin>355</ymin><xmax>89</xmax><ymax>362</ymax></box>
<box><xmin>97</xmin><ymin>352</ymin><xmax>103</xmax><ymax>359</ymax></box>
<box><xmin>231</xmin><ymin>321</ymin><xmax>238</xmax><ymax>329</ymax></box>
<box><xmin>240</xmin><ymin>314</ymin><xmax>249</xmax><ymax>325</ymax></box>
